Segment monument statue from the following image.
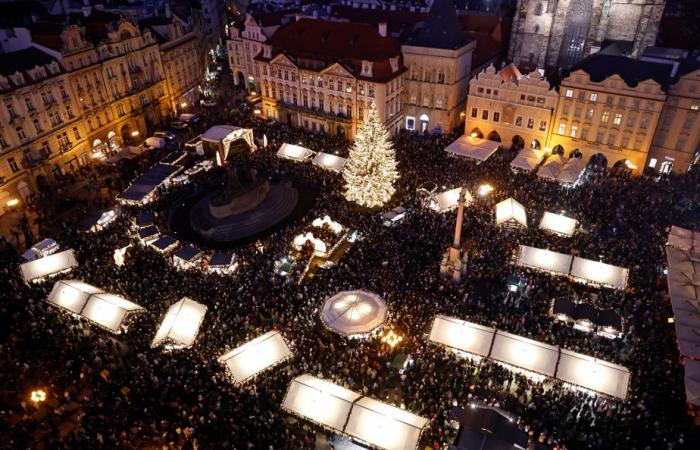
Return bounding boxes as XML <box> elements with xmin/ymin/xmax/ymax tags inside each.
<box><xmin>440</xmin><ymin>187</ymin><xmax>469</xmax><ymax>282</ymax></box>
<box><xmin>208</xmin><ymin>165</ymin><xmax>270</xmax><ymax>218</ymax></box>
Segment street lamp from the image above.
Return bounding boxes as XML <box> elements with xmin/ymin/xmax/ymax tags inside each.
<box><xmin>478</xmin><ymin>184</ymin><xmax>493</xmax><ymax>197</ymax></box>
<box><xmin>30</xmin><ymin>389</ymin><xmax>47</xmax><ymax>404</ymax></box>
<box><xmin>6</xmin><ymin>197</ymin><xmax>19</xmax><ymax>208</ymax></box>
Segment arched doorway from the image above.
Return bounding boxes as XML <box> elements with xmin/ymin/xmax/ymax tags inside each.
<box><xmin>487</xmin><ymin>131</ymin><xmax>502</xmax><ymax>142</ymax></box>
<box><xmin>551</xmin><ymin>144</ymin><xmax>565</xmax><ymax>155</ymax></box>
<box><xmin>611</xmin><ymin>159</ymin><xmax>634</xmax><ymax>177</ymax></box>
<box><xmin>569</xmin><ymin>149</ymin><xmax>582</xmax><ymax>159</ymax></box>
<box><xmin>237</xmin><ymin>71</ymin><xmax>245</xmax><ymax>86</ymax></box>
<box><xmin>588</xmin><ymin>153</ymin><xmax>608</xmax><ymax>170</ymax></box>
<box><xmin>511</xmin><ymin>135</ymin><xmax>525</xmax><ymax>150</ymax></box>
<box><xmin>121</xmin><ymin>124</ymin><xmax>131</xmax><ymax>145</ymax></box>
<box><xmin>17</xmin><ymin>181</ymin><xmax>31</xmax><ymax>199</ymax></box>
<box><xmin>469</xmin><ymin>127</ymin><xmax>483</xmax><ymax>138</ymax></box>
<box><xmin>107</xmin><ymin>131</ymin><xmax>119</xmax><ymax>152</ymax></box>
<box><xmin>419</xmin><ymin>114</ymin><xmax>429</xmax><ymax>133</ymax></box>
<box><xmin>530</xmin><ymin>139</ymin><xmax>541</xmax><ymax>150</ymax></box>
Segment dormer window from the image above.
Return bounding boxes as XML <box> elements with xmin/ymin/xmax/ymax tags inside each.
<box><xmin>389</xmin><ymin>57</ymin><xmax>399</xmax><ymax>73</ymax></box>
<box><xmin>361</xmin><ymin>60</ymin><xmax>373</xmax><ymax>77</ymax></box>
<box><xmin>263</xmin><ymin>45</ymin><xmax>271</xmax><ymax>58</ymax></box>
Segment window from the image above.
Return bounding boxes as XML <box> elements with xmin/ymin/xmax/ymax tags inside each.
<box><xmin>0</xmin><ymin>133</ymin><xmax>8</xmax><ymax>148</ymax></box>
<box><xmin>627</xmin><ymin>115</ymin><xmax>636</xmax><ymax>127</ymax></box>
<box><xmin>607</xmin><ymin>134</ymin><xmax>616</xmax><ymax>146</ymax></box>
<box><xmin>601</xmin><ymin>111</ymin><xmax>610</xmax><ymax>123</ymax></box>
<box><xmin>40</xmin><ymin>141</ymin><xmax>51</xmax><ymax>157</ymax></box>
<box><xmin>558</xmin><ymin>123</ymin><xmax>566</xmax><ymax>134</ymax></box>
<box><xmin>527</xmin><ymin>118</ymin><xmax>535</xmax><ymax>129</ymax></box>
<box><xmin>640</xmin><ymin>117</ymin><xmax>649</xmax><ymax>129</ymax></box>
<box><xmin>73</xmin><ymin>127</ymin><xmax>80</xmax><ymax>140</ymax></box>
<box><xmin>596</xmin><ymin>131</ymin><xmax>604</xmax><ymax>143</ymax></box>
<box><xmin>539</xmin><ymin>120</ymin><xmax>547</xmax><ymax>131</ymax></box>
<box><xmin>606</xmin><ymin>96</ymin><xmax>613</xmax><ymax>106</ymax></box>
<box><xmin>562</xmin><ymin>105</ymin><xmax>569</xmax><ymax>115</ymax></box>
<box><xmin>676</xmin><ymin>138</ymin><xmax>686</xmax><ymax>151</ymax></box>
<box><xmin>478</xmin><ymin>87</ymin><xmax>484</xmax><ymax>94</ymax></box>
<box><xmin>589</xmin><ymin>93</ymin><xmax>597</xmax><ymax>102</ymax></box>
<box><xmin>482</xmin><ymin>110</ymin><xmax>489</xmax><ymax>120</ymax></box>
<box><xmin>25</xmin><ymin>98</ymin><xmax>34</xmax><ymax>111</ymax></box>
<box><xmin>621</xmin><ymin>135</ymin><xmax>630</xmax><ymax>148</ymax></box>
<box><xmin>648</xmin><ymin>158</ymin><xmax>657</xmax><ymax>168</ymax></box>
<box><xmin>691</xmin><ymin>102</ymin><xmax>700</xmax><ymax>111</ymax></box>
<box><xmin>16</xmin><ymin>126</ymin><xmax>27</xmax><ymax>141</ymax></box>
<box><xmin>346</xmin><ymin>105</ymin><xmax>351</xmax><ymax>117</ymax></box>
<box><xmin>570</xmin><ymin>125</ymin><xmax>578</xmax><ymax>137</ymax></box>
<box><xmin>117</xmin><ymin>103</ymin><xmax>126</xmax><ymax>116</ymax></box>
<box><xmin>66</xmin><ymin>105</ymin><xmax>74</xmax><ymax>119</ymax></box>
<box><xmin>581</xmin><ymin>128</ymin><xmax>588</xmax><ymax>140</ymax></box>
<box><xmin>359</xmin><ymin>106</ymin><xmax>364</xmax><ymax>120</ymax></box>
<box><xmin>33</xmin><ymin>118</ymin><xmax>44</xmax><ymax>134</ymax></box>
<box><xmin>368</xmin><ymin>85</ymin><xmax>374</xmax><ymax>96</ymax></box>
<box><xmin>303</xmin><ymin>95</ymin><xmax>308</xmax><ymax>107</ymax></box>
<box><xmin>493</xmin><ymin>111</ymin><xmax>500</xmax><ymax>122</ymax></box>
<box><xmin>436</xmin><ymin>96</ymin><xmax>443</xmax><ymax>109</ymax></box>
<box><xmin>683</xmin><ymin>116</ymin><xmax>695</xmax><ymax>129</ymax></box>
<box><xmin>515</xmin><ymin>116</ymin><xmax>523</xmax><ymax>127</ymax></box>
<box><xmin>565</xmin><ymin>89</ymin><xmax>574</xmax><ymax>98</ymax></box>
<box><xmin>613</xmin><ymin>113</ymin><xmax>623</xmax><ymax>125</ymax></box>
<box><xmin>471</xmin><ymin>107</ymin><xmax>478</xmax><ymax>118</ymax></box>
<box><xmin>534</xmin><ymin>2</ymin><xmax>543</xmax><ymax>15</ymax></box>
<box><xmin>6</xmin><ymin>103</ymin><xmax>17</xmax><ymax>118</ymax></box>
<box><xmin>406</xmin><ymin>116</ymin><xmax>415</xmax><ymax>130</ymax></box>
<box><xmin>586</xmin><ymin>108</ymin><xmax>594</xmax><ymax>120</ymax></box>
<box><xmin>8</xmin><ymin>157</ymin><xmax>19</xmax><ymax>172</ymax></box>
<box><xmin>574</xmin><ymin>107</ymin><xmax>581</xmax><ymax>118</ymax></box>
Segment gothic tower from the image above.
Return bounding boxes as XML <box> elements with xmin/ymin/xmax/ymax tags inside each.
<box><xmin>508</xmin><ymin>0</ymin><xmax>667</xmax><ymax>68</ymax></box>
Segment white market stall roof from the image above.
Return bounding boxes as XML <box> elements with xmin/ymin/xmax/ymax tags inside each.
<box><xmin>666</xmin><ymin>247</ymin><xmax>700</xmax><ymax>274</ymax></box>
<box><xmin>668</xmin><ymin>225</ymin><xmax>700</xmax><ymax>251</ymax></box>
<box><xmin>517</xmin><ymin>245</ymin><xmax>573</xmax><ymax>275</ymax></box>
<box><xmin>444</xmin><ymin>135</ymin><xmax>500</xmax><ymax>162</ymax></box>
<box><xmin>20</xmin><ymin>249</ymin><xmax>78</xmax><ymax>283</ymax></box>
<box><xmin>201</xmin><ymin>125</ymin><xmax>244</xmax><ymax>143</ymax></box>
<box><xmin>313</xmin><ymin>152</ymin><xmax>347</xmax><ymax>172</ymax></box>
<box><xmin>282</xmin><ymin>374</ymin><xmax>429</xmax><ymax>449</ymax></box>
<box><xmin>684</xmin><ymin>359</ymin><xmax>700</xmax><ymax>406</ymax></box>
<box><xmin>510</xmin><ymin>148</ymin><xmax>545</xmax><ymax>172</ymax></box>
<box><xmin>282</xmin><ymin>374</ymin><xmax>362</xmax><ymax>431</ymax></box>
<box><xmin>321</xmin><ymin>290</ymin><xmax>387</xmax><ymax>336</ymax></box>
<box><xmin>557</xmin><ymin>348</ymin><xmax>630</xmax><ymax>399</ymax></box>
<box><xmin>495</xmin><ymin>198</ymin><xmax>527</xmax><ymax>227</ymax></box>
<box><xmin>277</xmin><ymin>143</ymin><xmax>314</xmax><ymax>162</ymax></box>
<box><xmin>428</xmin><ymin>315</ymin><xmax>496</xmax><ymax>357</ymax></box>
<box><xmin>21</xmin><ymin>238</ymin><xmax>59</xmax><ymax>261</ymax></box>
<box><xmin>344</xmin><ymin>396</ymin><xmax>429</xmax><ymax>450</ymax></box>
<box><xmin>556</xmin><ymin>158</ymin><xmax>586</xmax><ymax>185</ymax></box>
<box><xmin>489</xmin><ymin>330</ymin><xmax>559</xmax><ymax>377</ymax></box>
<box><xmin>667</xmin><ymin>270</ymin><xmax>700</xmax><ymax>300</ymax></box>
<box><xmin>431</xmin><ymin>187</ymin><xmax>473</xmax><ymax>212</ymax></box>
<box><xmin>46</xmin><ymin>280</ymin><xmax>144</xmax><ymax>333</ymax></box>
<box><xmin>82</xmin><ymin>209</ymin><xmax>119</xmax><ymax>233</ymax></box>
<box><xmin>218</xmin><ymin>330</ymin><xmax>293</xmax><ymax>385</ymax></box>
<box><xmin>539</xmin><ymin>212</ymin><xmax>578</xmax><ymax>237</ymax></box>
<box><xmin>537</xmin><ymin>155</ymin><xmax>567</xmax><ymax>180</ymax></box>
<box><xmin>151</xmin><ymin>297</ymin><xmax>207</xmax><ymax>349</ymax></box>
<box><xmin>570</xmin><ymin>257</ymin><xmax>629</xmax><ymax>289</ymax></box>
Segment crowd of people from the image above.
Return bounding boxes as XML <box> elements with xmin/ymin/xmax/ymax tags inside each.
<box><xmin>1</xmin><ymin>86</ymin><xmax>699</xmax><ymax>450</ymax></box>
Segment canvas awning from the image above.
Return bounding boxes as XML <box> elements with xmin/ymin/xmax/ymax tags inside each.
<box><xmin>556</xmin><ymin>158</ymin><xmax>586</xmax><ymax>185</ymax></box>
<box><xmin>556</xmin><ymin>349</ymin><xmax>630</xmax><ymax>399</ymax></box>
<box><xmin>150</xmin><ymin>235</ymin><xmax>179</xmax><ymax>253</ymax></box>
<box><xmin>277</xmin><ymin>143</ymin><xmax>314</xmax><ymax>162</ymax></box>
<box><xmin>537</xmin><ymin>155</ymin><xmax>567</xmax><ymax>180</ymax></box>
<box><xmin>151</xmin><ymin>298</ymin><xmax>207</xmax><ymax>349</ymax></box>
<box><xmin>666</xmin><ymin>247</ymin><xmax>700</xmax><ymax>274</ymax></box>
<box><xmin>570</xmin><ymin>257</ymin><xmax>629</xmax><ymax>289</ymax></box>
<box><xmin>344</xmin><ymin>396</ymin><xmax>429</xmax><ymax>450</ymax></box>
<box><xmin>20</xmin><ymin>249</ymin><xmax>78</xmax><ymax>283</ymax></box>
<box><xmin>321</xmin><ymin>291</ymin><xmax>387</xmax><ymax>336</ymax></box>
<box><xmin>312</xmin><ymin>152</ymin><xmax>347</xmax><ymax>172</ymax></box>
<box><xmin>668</xmin><ymin>225</ymin><xmax>700</xmax><ymax>251</ymax></box>
<box><xmin>684</xmin><ymin>359</ymin><xmax>700</xmax><ymax>406</ymax></box>
<box><xmin>218</xmin><ymin>330</ymin><xmax>293</xmax><ymax>385</ymax></box>
<box><xmin>495</xmin><ymin>198</ymin><xmax>527</xmax><ymax>227</ymax></box>
<box><xmin>510</xmin><ymin>148</ymin><xmax>545</xmax><ymax>172</ymax></box>
<box><xmin>489</xmin><ymin>330</ymin><xmax>559</xmax><ymax>376</ymax></box>
<box><xmin>431</xmin><ymin>187</ymin><xmax>473</xmax><ymax>212</ymax></box>
<box><xmin>428</xmin><ymin>315</ymin><xmax>496</xmax><ymax>357</ymax></box>
<box><xmin>445</xmin><ymin>135</ymin><xmax>500</xmax><ymax>162</ymax></box>
<box><xmin>517</xmin><ymin>245</ymin><xmax>573</xmax><ymax>275</ymax></box>
<box><xmin>539</xmin><ymin>212</ymin><xmax>578</xmax><ymax>237</ymax></box>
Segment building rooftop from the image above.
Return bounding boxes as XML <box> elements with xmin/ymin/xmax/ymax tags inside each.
<box><xmin>565</xmin><ymin>53</ymin><xmax>675</xmax><ymax>91</ymax></box>
<box><xmin>405</xmin><ymin>0</ymin><xmax>470</xmax><ymax>50</ymax></box>
<box><xmin>0</xmin><ymin>46</ymin><xmax>58</xmax><ymax>77</ymax></box>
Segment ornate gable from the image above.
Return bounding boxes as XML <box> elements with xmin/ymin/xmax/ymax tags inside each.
<box><xmin>270</xmin><ymin>54</ymin><xmax>296</xmax><ymax>68</ymax></box>
<box><xmin>321</xmin><ymin>63</ymin><xmax>353</xmax><ymax>78</ymax></box>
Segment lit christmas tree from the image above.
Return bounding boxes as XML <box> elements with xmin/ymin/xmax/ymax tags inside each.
<box><xmin>343</xmin><ymin>103</ymin><xmax>399</xmax><ymax>208</ymax></box>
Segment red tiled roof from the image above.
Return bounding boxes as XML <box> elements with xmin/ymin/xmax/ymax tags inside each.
<box><xmin>263</xmin><ymin>19</ymin><xmax>405</xmax><ymax>82</ymax></box>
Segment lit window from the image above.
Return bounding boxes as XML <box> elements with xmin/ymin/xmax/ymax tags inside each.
<box><xmin>470</xmin><ymin>107</ymin><xmax>477</xmax><ymax>118</ymax></box>
<box><xmin>613</xmin><ymin>113</ymin><xmax>623</xmax><ymax>125</ymax></box>
<box><xmin>648</xmin><ymin>158</ymin><xmax>657</xmax><ymax>168</ymax></box>
<box><xmin>565</xmin><ymin>89</ymin><xmax>574</xmax><ymax>98</ymax></box>
<box><xmin>590</xmin><ymin>93</ymin><xmax>598</xmax><ymax>102</ymax></box>
<box><xmin>482</xmin><ymin>110</ymin><xmax>489</xmax><ymax>120</ymax></box>
<box><xmin>570</xmin><ymin>125</ymin><xmax>578</xmax><ymax>137</ymax></box>
<box><xmin>558</xmin><ymin>123</ymin><xmax>566</xmax><ymax>134</ymax></box>
<box><xmin>493</xmin><ymin>112</ymin><xmax>500</xmax><ymax>122</ymax></box>
<box><xmin>601</xmin><ymin>111</ymin><xmax>610</xmax><ymax>123</ymax></box>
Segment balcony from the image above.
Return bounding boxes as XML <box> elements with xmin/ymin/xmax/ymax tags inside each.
<box><xmin>59</xmin><ymin>142</ymin><xmax>72</xmax><ymax>153</ymax></box>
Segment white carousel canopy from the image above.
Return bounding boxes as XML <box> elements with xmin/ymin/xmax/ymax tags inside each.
<box><xmin>495</xmin><ymin>198</ymin><xmax>527</xmax><ymax>227</ymax></box>
<box><xmin>344</xmin><ymin>396</ymin><xmax>429</xmax><ymax>450</ymax></box>
<box><xmin>517</xmin><ymin>245</ymin><xmax>573</xmax><ymax>275</ymax></box>
<box><xmin>489</xmin><ymin>330</ymin><xmax>559</xmax><ymax>377</ymax></box>
<box><xmin>46</xmin><ymin>280</ymin><xmax>143</xmax><ymax>333</ymax></box>
<box><xmin>321</xmin><ymin>290</ymin><xmax>387</xmax><ymax>336</ymax></box>
<box><xmin>539</xmin><ymin>212</ymin><xmax>578</xmax><ymax>237</ymax></box>
<box><xmin>151</xmin><ymin>297</ymin><xmax>207</xmax><ymax>349</ymax></box>
<box><xmin>277</xmin><ymin>143</ymin><xmax>314</xmax><ymax>162</ymax></box>
<box><xmin>20</xmin><ymin>249</ymin><xmax>78</xmax><ymax>283</ymax></box>
<box><xmin>556</xmin><ymin>348</ymin><xmax>630</xmax><ymax>399</ymax></box>
<box><xmin>570</xmin><ymin>257</ymin><xmax>629</xmax><ymax>290</ymax></box>
<box><xmin>282</xmin><ymin>374</ymin><xmax>362</xmax><ymax>431</ymax></box>
<box><xmin>431</xmin><ymin>187</ymin><xmax>473</xmax><ymax>212</ymax></box>
<box><xmin>445</xmin><ymin>135</ymin><xmax>499</xmax><ymax>162</ymax></box>
<box><xmin>218</xmin><ymin>330</ymin><xmax>293</xmax><ymax>385</ymax></box>
<box><xmin>428</xmin><ymin>315</ymin><xmax>496</xmax><ymax>357</ymax></box>
<box><xmin>312</xmin><ymin>152</ymin><xmax>347</xmax><ymax>172</ymax></box>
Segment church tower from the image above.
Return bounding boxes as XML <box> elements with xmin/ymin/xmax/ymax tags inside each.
<box><xmin>508</xmin><ymin>0</ymin><xmax>666</xmax><ymax>68</ymax></box>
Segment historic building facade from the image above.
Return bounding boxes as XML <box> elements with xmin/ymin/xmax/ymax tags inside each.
<box><xmin>254</xmin><ymin>19</ymin><xmax>406</xmax><ymax>139</ymax></box>
<box><xmin>647</xmin><ymin>60</ymin><xmax>700</xmax><ymax>174</ymax></box>
<box><xmin>548</xmin><ymin>54</ymin><xmax>669</xmax><ymax>174</ymax></box>
<box><xmin>401</xmin><ymin>0</ymin><xmax>476</xmax><ymax>133</ymax></box>
<box><xmin>508</xmin><ymin>0</ymin><xmax>667</xmax><ymax>68</ymax></box>
<box><xmin>464</xmin><ymin>63</ymin><xmax>558</xmax><ymax>149</ymax></box>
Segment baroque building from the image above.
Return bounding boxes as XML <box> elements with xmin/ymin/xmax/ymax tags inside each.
<box><xmin>508</xmin><ymin>0</ymin><xmax>667</xmax><ymax>68</ymax></box>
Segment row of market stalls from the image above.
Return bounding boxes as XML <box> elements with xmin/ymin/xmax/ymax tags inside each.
<box><xmin>496</xmin><ymin>198</ymin><xmax>579</xmax><ymax>236</ymax></box>
<box><xmin>517</xmin><ymin>245</ymin><xmax>629</xmax><ymax>290</ymax></box>
<box><xmin>276</xmin><ymin>142</ymin><xmax>347</xmax><ymax>172</ymax></box>
<box><xmin>117</xmin><ymin>163</ymin><xmax>182</xmax><ymax>205</ymax></box>
<box><xmin>664</xmin><ymin>226</ymin><xmax>700</xmax><ymax>408</ymax></box>
<box><xmin>429</xmin><ymin>315</ymin><xmax>631</xmax><ymax>399</ymax></box>
<box><xmin>551</xmin><ymin>297</ymin><xmax>623</xmax><ymax>338</ymax></box>
<box><xmin>444</xmin><ymin>135</ymin><xmax>500</xmax><ymax>163</ymax></box>
<box><xmin>509</xmin><ymin>148</ymin><xmax>587</xmax><ymax>186</ymax></box>
<box><xmin>282</xmin><ymin>374</ymin><xmax>429</xmax><ymax>450</ymax></box>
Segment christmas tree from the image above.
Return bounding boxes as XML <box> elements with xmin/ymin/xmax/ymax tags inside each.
<box><xmin>343</xmin><ymin>103</ymin><xmax>399</xmax><ymax>208</ymax></box>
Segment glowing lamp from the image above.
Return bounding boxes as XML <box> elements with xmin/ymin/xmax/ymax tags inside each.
<box><xmin>478</xmin><ymin>183</ymin><xmax>493</xmax><ymax>196</ymax></box>
<box><xmin>470</xmin><ymin>132</ymin><xmax>478</xmax><ymax>138</ymax></box>
<box><xmin>6</xmin><ymin>198</ymin><xmax>19</xmax><ymax>207</ymax></box>
<box><xmin>30</xmin><ymin>389</ymin><xmax>47</xmax><ymax>403</ymax></box>
<box><xmin>180</xmin><ymin>102</ymin><xmax>187</xmax><ymax>108</ymax></box>
<box><xmin>254</xmin><ymin>109</ymin><xmax>261</xmax><ymax>115</ymax></box>
<box><xmin>131</xmin><ymin>130</ymin><xmax>140</xmax><ymax>137</ymax></box>
<box><xmin>624</xmin><ymin>160</ymin><xmax>637</xmax><ymax>170</ymax></box>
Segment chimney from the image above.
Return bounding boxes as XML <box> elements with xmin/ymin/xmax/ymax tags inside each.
<box><xmin>378</xmin><ymin>22</ymin><xmax>387</xmax><ymax>37</ymax></box>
